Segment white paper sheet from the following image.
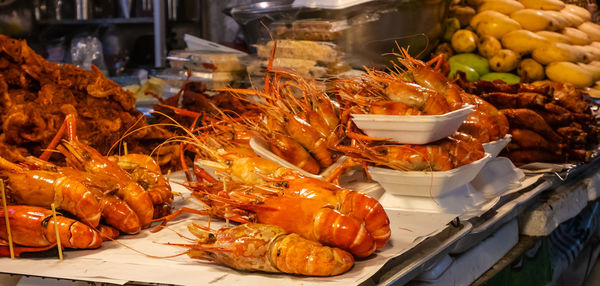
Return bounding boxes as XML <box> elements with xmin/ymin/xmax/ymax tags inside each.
<box><xmin>0</xmin><ymin>180</ymin><xmax>457</xmax><ymax>286</ymax></box>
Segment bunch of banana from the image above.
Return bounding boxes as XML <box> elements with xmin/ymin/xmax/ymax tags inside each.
<box><xmin>438</xmin><ymin>0</ymin><xmax>600</xmax><ymax>88</ymax></box>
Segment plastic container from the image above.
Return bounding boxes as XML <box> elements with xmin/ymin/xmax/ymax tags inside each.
<box><xmin>167</xmin><ymin>50</ymin><xmax>245</xmax><ymax>73</ymax></box>
<box><xmin>249</xmin><ymin>136</ymin><xmax>346</xmax><ymax>180</ymax></box>
<box><xmin>246</xmin><ymin>57</ymin><xmax>328</xmax><ymax>78</ymax></box>
<box><xmin>351</xmin><ymin>105</ymin><xmax>475</xmax><ymax>144</ymax></box>
<box><xmin>482</xmin><ymin>134</ymin><xmax>512</xmax><ymax>158</ymax></box>
<box><xmin>255</xmin><ymin>40</ymin><xmax>341</xmax><ymax>64</ymax></box>
<box><xmin>270</xmin><ymin>19</ymin><xmax>348</xmax><ymax>41</ymax></box>
<box><xmin>292</xmin><ymin>0</ymin><xmax>373</xmax><ymax>9</ymax></box>
<box><xmin>368</xmin><ymin>153</ymin><xmax>492</xmax><ymax>197</ymax></box>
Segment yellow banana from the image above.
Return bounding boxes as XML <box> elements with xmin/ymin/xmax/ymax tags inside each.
<box><xmin>562</xmin><ymin>27</ymin><xmax>591</xmax><ymax>45</ymax></box>
<box><xmin>572</xmin><ymin>45</ymin><xmax>600</xmax><ymax>62</ymax></box>
<box><xmin>510</xmin><ymin>9</ymin><xmax>559</xmax><ymax>31</ymax></box>
<box><xmin>591</xmin><ymin>42</ymin><xmax>600</xmax><ymax>50</ymax></box>
<box><xmin>578</xmin><ymin>62</ymin><xmax>600</xmax><ymax>81</ymax></box>
<box><xmin>472</xmin><ymin>11</ymin><xmax>522</xmax><ymax>38</ymax></box>
<box><xmin>501</xmin><ymin>29</ymin><xmax>549</xmax><ymax>54</ymax></box>
<box><xmin>518</xmin><ymin>0</ymin><xmax>565</xmax><ymax>11</ymax></box>
<box><xmin>559</xmin><ymin>9</ymin><xmax>585</xmax><ymax>27</ymax></box>
<box><xmin>543</xmin><ymin>10</ymin><xmax>568</xmax><ymax>30</ymax></box>
<box><xmin>471</xmin><ymin>10</ymin><xmax>512</xmax><ymax>27</ymax></box>
<box><xmin>478</xmin><ymin>0</ymin><xmax>525</xmax><ymax>15</ymax></box>
<box><xmin>563</xmin><ymin>4</ymin><xmax>591</xmax><ymax>21</ymax></box>
<box><xmin>536</xmin><ymin>31</ymin><xmax>572</xmax><ymax>44</ymax></box>
<box><xmin>532</xmin><ymin>42</ymin><xmax>584</xmax><ymax>64</ymax></box>
<box><xmin>578</xmin><ymin>22</ymin><xmax>600</xmax><ymax>42</ymax></box>
<box><xmin>546</xmin><ymin>61</ymin><xmax>593</xmax><ymax>88</ymax></box>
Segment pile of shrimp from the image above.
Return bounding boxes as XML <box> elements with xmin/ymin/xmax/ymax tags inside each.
<box><xmin>336</xmin><ymin>48</ymin><xmax>509</xmax><ymax>144</ymax></box>
<box><xmin>151</xmin><ymin>118</ymin><xmax>390</xmax><ymax>275</ymax></box>
<box><xmin>208</xmin><ymin>67</ymin><xmax>343</xmax><ymax>175</ymax></box>
<box><xmin>0</xmin><ymin>114</ymin><xmax>173</xmax><ymax>257</ymax></box>
<box><xmin>150</xmin><ymin>45</ymin><xmax>509</xmax><ymax>276</ymax></box>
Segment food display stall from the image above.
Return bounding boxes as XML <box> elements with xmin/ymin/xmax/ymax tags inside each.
<box><xmin>1</xmin><ymin>0</ymin><xmax>600</xmax><ymax>285</ymax></box>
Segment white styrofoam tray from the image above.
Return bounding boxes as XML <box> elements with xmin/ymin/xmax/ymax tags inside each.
<box><xmin>351</xmin><ymin>105</ymin><xmax>475</xmax><ymax>144</ymax></box>
<box><xmin>368</xmin><ymin>153</ymin><xmax>491</xmax><ymax>197</ymax></box>
<box><xmin>482</xmin><ymin>134</ymin><xmax>512</xmax><ymax>158</ymax></box>
<box><xmin>249</xmin><ymin>136</ymin><xmax>346</xmax><ymax>180</ymax></box>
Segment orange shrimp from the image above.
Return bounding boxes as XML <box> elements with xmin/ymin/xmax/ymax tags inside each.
<box><xmin>0</xmin><ymin>157</ymin><xmax>102</xmax><ymax>227</ymax></box>
<box><xmin>21</xmin><ymin>157</ymin><xmax>142</xmax><ymax>234</ymax></box>
<box><xmin>263</xmin><ymin>132</ymin><xmax>320</xmax><ymax>174</ymax></box>
<box><xmin>0</xmin><ymin>205</ymin><xmax>103</xmax><ymax>252</ymax></box>
<box><xmin>395</xmin><ymin>48</ymin><xmax>509</xmax><ymax>141</ymax></box>
<box><xmin>440</xmin><ymin>132</ymin><xmax>486</xmax><ymax>167</ymax></box>
<box><xmin>337</xmin><ymin>143</ymin><xmax>454</xmax><ymax>171</ymax></box>
<box><xmin>394</xmin><ymin>47</ymin><xmax>465</xmax><ymax>109</ymax></box>
<box><xmin>38</xmin><ymin>113</ymin><xmax>154</xmax><ymax>228</ymax></box>
<box><xmin>108</xmin><ymin>154</ymin><xmax>174</xmax><ymax>218</ymax></box>
<box><xmin>195</xmin><ymin>193</ymin><xmax>376</xmax><ymax>258</ymax></box>
<box><xmin>58</xmin><ymin>140</ymin><xmax>154</xmax><ymax>228</ymax></box>
<box><xmin>283</xmin><ymin>112</ymin><xmax>333</xmax><ymax>167</ymax></box>
<box><xmin>181</xmin><ymin>223</ymin><xmax>354</xmax><ymax>276</ymax></box>
<box><xmin>273</xmin><ymin>177</ymin><xmax>390</xmax><ymax>249</ymax></box>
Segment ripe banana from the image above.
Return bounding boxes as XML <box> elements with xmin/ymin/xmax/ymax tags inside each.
<box><xmin>501</xmin><ymin>29</ymin><xmax>549</xmax><ymax>54</ymax></box>
<box><xmin>559</xmin><ymin>9</ymin><xmax>585</xmax><ymax>27</ymax></box>
<box><xmin>536</xmin><ymin>31</ymin><xmax>572</xmax><ymax>44</ymax></box>
<box><xmin>532</xmin><ymin>42</ymin><xmax>584</xmax><ymax>64</ymax></box>
<box><xmin>519</xmin><ymin>0</ymin><xmax>565</xmax><ymax>11</ymax></box>
<box><xmin>478</xmin><ymin>0</ymin><xmax>525</xmax><ymax>15</ymax></box>
<box><xmin>510</xmin><ymin>9</ymin><xmax>559</xmax><ymax>31</ymax></box>
<box><xmin>578</xmin><ymin>61</ymin><xmax>600</xmax><ymax>80</ymax></box>
<box><xmin>472</xmin><ymin>11</ymin><xmax>522</xmax><ymax>38</ymax></box>
<box><xmin>578</xmin><ymin>22</ymin><xmax>600</xmax><ymax>42</ymax></box>
<box><xmin>562</xmin><ymin>27</ymin><xmax>591</xmax><ymax>45</ymax></box>
<box><xmin>563</xmin><ymin>4</ymin><xmax>591</xmax><ymax>21</ymax></box>
<box><xmin>545</xmin><ymin>61</ymin><xmax>594</xmax><ymax>88</ymax></box>
<box><xmin>543</xmin><ymin>10</ymin><xmax>568</xmax><ymax>30</ymax></box>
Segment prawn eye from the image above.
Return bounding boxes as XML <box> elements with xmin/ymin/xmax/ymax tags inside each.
<box><xmin>277</xmin><ymin>249</ymin><xmax>281</xmax><ymax>256</ymax></box>
<box><xmin>282</xmin><ymin>182</ymin><xmax>289</xmax><ymax>188</ymax></box>
<box><xmin>380</xmin><ymin>149</ymin><xmax>388</xmax><ymax>155</ymax></box>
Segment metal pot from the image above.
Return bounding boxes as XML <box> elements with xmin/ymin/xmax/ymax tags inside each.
<box><xmin>328</xmin><ymin>0</ymin><xmax>451</xmax><ymax>67</ymax></box>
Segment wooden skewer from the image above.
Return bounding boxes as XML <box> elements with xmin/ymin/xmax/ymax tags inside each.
<box><xmin>123</xmin><ymin>142</ymin><xmax>128</xmax><ymax>156</ymax></box>
<box><xmin>0</xmin><ymin>180</ymin><xmax>15</xmax><ymax>259</ymax></box>
<box><xmin>50</xmin><ymin>203</ymin><xmax>63</xmax><ymax>261</ymax></box>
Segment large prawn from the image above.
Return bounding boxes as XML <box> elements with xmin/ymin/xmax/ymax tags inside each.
<box><xmin>40</xmin><ymin>114</ymin><xmax>155</xmax><ymax>228</ymax></box>
<box><xmin>0</xmin><ymin>156</ymin><xmax>102</xmax><ymax>227</ymax></box>
<box><xmin>108</xmin><ymin>154</ymin><xmax>173</xmax><ymax>219</ymax></box>
<box><xmin>194</xmin><ymin>191</ymin><xmax>376</xmax><ymax>258</ymax></box>
<box><xmin>395</xmin><ymin>48</ymin><xmax>509</xmax><ymax>142</ymax></box>
<box><xmin>12</xmin><ymin>156</ymin><xmax>142</xmax><ymax>234</ymax></box>
<box><xmin>175</xmin><ymin>223</ymin><xmax>354</xmax><ymax>276</ymax></box>
<box><xmin>0</xmin><ymin>205</ymin><xmax>102</xmax><ymax>256</ymax></box>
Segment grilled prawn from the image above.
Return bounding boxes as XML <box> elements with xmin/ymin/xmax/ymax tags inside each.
<box><xmin>181</xmin><ymin>223</ymin><xmax>354</xmax><ymax>276</ymax></box>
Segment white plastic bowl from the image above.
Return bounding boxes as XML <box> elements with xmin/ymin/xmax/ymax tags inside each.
<box><xmin>367</xmin><ymin>153</ymin><xmax>492</xmax><ymax>197</ymax></box>
<box><xmin>249</xmin><ymin>136</ymin><xmax>346</xmax><ymax>180</ymax></box>
<box><xmin>351</xmin><ymin>104</ymin><xmax>475</xmax><ymax>144</ymax></box>
<box><xmin>482</xmin><ymin>134</ymin><xmax>512</xmax><ymax>158</ymax></box>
